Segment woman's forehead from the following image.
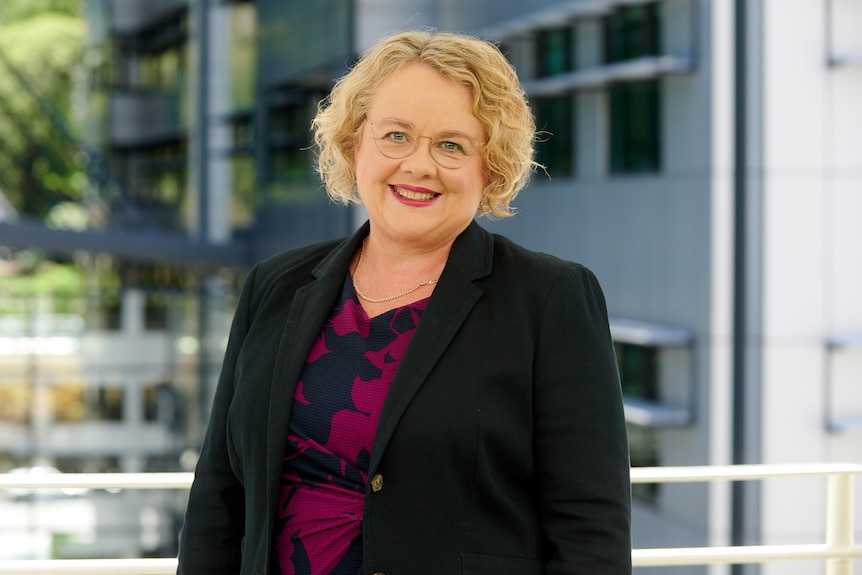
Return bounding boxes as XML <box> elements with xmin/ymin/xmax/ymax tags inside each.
<box><xmin>367</xmin><ymin>63</ymin><xmax>483</xmax><ymax>135</ymax></box>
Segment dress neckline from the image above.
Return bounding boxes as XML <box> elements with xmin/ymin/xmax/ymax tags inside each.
<box><xmin>345</xmin><ymin>274</ymin><xmax>431</xmax><ymax>321</ymax></box>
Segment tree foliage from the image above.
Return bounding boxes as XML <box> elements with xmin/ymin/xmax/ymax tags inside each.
<box><xmin>0</xmin><ymin>256</ymin><xmax>86</xmax><ymax>314</ymax></box>
<box><xmin>0</xmin><ymin>0</ymin><xmax>87</xmax><ymax>220</ymax></box>
<box><xmin>0</xmin><ymin>0</ymin><xmax>80</xmax><ymax>24</ymax></box>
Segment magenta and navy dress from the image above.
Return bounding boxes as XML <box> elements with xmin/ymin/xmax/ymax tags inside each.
<box><xmin>272</xmin><ymin>276</ymin><xmax>428</xmax><ymax>575</ymax></box>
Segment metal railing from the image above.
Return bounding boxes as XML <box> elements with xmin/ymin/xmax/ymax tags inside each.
<box><xmin>0</xmin><ymin>463</ymin><xmax>860</xmax><ymax>574</ymax></box>
<box><xmin>630</xmin><ymin>463</ymin><xmax>862</xmax><ymax>575</ymax></box>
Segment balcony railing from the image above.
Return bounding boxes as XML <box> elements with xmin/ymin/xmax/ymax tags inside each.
<box><xmin>0</xmin><ymin>463</ymin><xmax>860</xmax><ymax>574</ymax></box>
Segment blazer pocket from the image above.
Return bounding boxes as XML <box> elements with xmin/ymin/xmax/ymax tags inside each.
<box><xmin>461</xmin><ymin>552</ymin><xmax>544</xmax><ymax>575</ymax></box>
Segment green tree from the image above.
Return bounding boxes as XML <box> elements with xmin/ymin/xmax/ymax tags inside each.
<box><xmin>0</xmin><ymin>255</ymin><xmax>85</xmax><ymax>314</ymax></box>
<box><xmin>0</xmin><ymin>0</ymin><xmax>80</xmax><ymax>23</ymax></box>
<box><xmin>0</xmin><ymin>0</ymin><xmax>88</xmax><ymax>221</ymax></box>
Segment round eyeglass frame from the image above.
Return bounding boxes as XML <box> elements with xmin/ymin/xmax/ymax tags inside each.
<box><xmin>368</xmin><ymin>121</ymin><xmax>485</xmax><ymax>169</ymax></box>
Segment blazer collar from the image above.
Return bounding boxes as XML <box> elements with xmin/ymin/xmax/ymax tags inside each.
<box><xmin>368</xmin><ymin>219</ymin><xmax>495</xmax><ymax>474</ymax></box>
<box><xmin>311</xmin><ymin>219</ymin><xmax>494</xmax><ymax>283</ymax></box>
<box><xmin>309</xmin><ymin>220</ymin><xmax>369</xmax><ymax>280</ymax></box>
<box><xmin>444</xmin><ymin>219</ymin><xmax>495</xmax><ymax>282</ymax></box>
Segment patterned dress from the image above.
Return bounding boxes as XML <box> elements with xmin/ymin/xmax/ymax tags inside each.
<box><xmin>272</xmin><ymin>276</ymin><xmax>428</xmax><ymax>575</ymax></box>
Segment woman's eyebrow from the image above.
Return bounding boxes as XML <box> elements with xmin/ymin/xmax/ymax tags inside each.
<box><xmin>379</xmin><ymin>117</ymin><xmax>479</xmax><ymax>140</ymax></box>
<box><xmin>377</xmin><ymin>117</ymin><xmax>413</xmax><ymax>127</ymax></box>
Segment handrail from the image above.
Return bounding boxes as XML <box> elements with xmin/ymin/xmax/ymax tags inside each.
<box><xmin>0</xmin><ymin>464</ymin><xmax>859</xmax><ymax>574</ymax></box>
<box><xmin>0</xmin><ymin>559</ymin><xmax>178</xmax><ymax>575</ymax></box>
<box><xmin>0</xmin><ymin>472</ymin><xmax>194</xmax><ymax>491</ymax></box>
<box><xmin>629</xmin><ymin>462</ymin><xmax>862</xmax><ymax>482</ymax></box>
<box><xmin>630</xmin><ymin>463</ymin><xmax>862</xmax><ymax>575</ymax></box>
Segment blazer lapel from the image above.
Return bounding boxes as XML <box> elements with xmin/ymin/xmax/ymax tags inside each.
<box><xmin>370</xmin><ymin>221</ymin><xmax>494</xmax><ymax>474</ymax></box>
<box><xmin>265</xmin><ymin>224</ymin><xmax>369</xmax><ymax>499</ymax></box>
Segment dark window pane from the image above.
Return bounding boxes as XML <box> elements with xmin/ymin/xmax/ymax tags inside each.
<box><xmin>533</xmin><ymin>95</ymin><xmax>575</xmax><ymax>178</ymax></box>
<box><xmin>609</xmin><ymin>80</ymin><xmax>660</xmax><ymax>174</ymax></box>
<box><xmin>536</xmin><ymin>27</ymin><xmax>574</xmax><ymax>77</ymax></box>
<box><xmin>269</xmin><ymin>147</ymin><xmax>310</xmax><ymax>185</ymax></box>
<box><xmin>53</xmin><ymin>384</ymin><xmax>124</xmax><ymax>422</ymax></box>
<box><xmin>143</xmin><ymin>382</ymin><xmax>183</xmax><ymax>430</ymax></box>
<box><xmin>262</xmin><ymin>91</ymin><xmax>318</xmax><ymax>201</ymax></box>
<box><xmin>144</xmin><ymin>291</ymin><xmax>169</xmax><ymax>330</ymax></box>
<box><xmin>231</xmin><ymin>154</ymin><xmax>256</xmax><ymax>229</ymax></box>
<box><xmin>113</xmin><ymin>139</ymin><xmax>189</xmax><ymax>232</ymax></box>
<box><xmin>616</xmin><ymin>341</ymin><xmax>661</xmax><ymax>504</ymax></box>
<box><xmin>627</xmin><ymin>423</ymin><xmax>660</xmax><ymax>504</ymax></box>
<box><xmin>615</xmin><ymin>342</ymin><xmax>659</xmax><ymax>400</ymax></box>
<box><xmin>228</xmin><ymin>2</ymin><xmax>257</xmax><ymax>111</ymax></box>
<box><xmin>605</xmin><ymin>2</ymin><xmax>660</xmax><ymax>63</ymax></box>
<box><xmin>232</xmin><ymin>115</ymin><xmax>255</xmax><ymax>149</ymax></box>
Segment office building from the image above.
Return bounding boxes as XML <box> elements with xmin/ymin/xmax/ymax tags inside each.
<box><xmin>0</xmin><ymin>1</ymin><xmax>859</xmax><ymax>572</ymax></box>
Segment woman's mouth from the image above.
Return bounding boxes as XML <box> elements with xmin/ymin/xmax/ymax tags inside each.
<box><xmin>391</xmin><ymin>185</ymin><xmax>439</xmax><ymax>201</ymax></box>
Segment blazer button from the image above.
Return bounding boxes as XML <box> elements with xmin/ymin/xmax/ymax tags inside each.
<box><xmin>370</xmin><ymin>473</ymin><xmax>383</xmax><ymax>492</ymax></box>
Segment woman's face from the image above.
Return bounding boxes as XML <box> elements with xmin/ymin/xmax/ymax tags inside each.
<box><xmin>354</xmin><ymin>62</ymin><xmax>487</xmax><ymax>251</ymax></box>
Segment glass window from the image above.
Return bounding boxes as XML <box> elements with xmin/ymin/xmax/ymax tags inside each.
<box><xmin>119</xmin><ymin>262</ymin><xmax>197</xmax><ymax>332</ymax></box>
<box><xmin>609</xmin><ymin>79</ymin><xmax>660</xmax><ymax>174</ymax></box>
<box><xmin>115</xmin><ymin>139</ymin><xmax>189</xmax><ymax>232</ymax></box>
<box><xmin>262</xmin><ymin>93</ymin><xmax>318</xmax><ymax>202</ymax></box>
<box><xmin>140</xmin><ymin>46</ymin><xmax>181</xmax><ymax>93</ymax></box>
<box><xmin>268</xmin><ymin>98</ymin><xmax>312</xmax><ymax>137</ymax></box>
<box><xmin>627</xmin><ymin>424</ymin><xmax>660</xmax><ymax>504</ymax></box>
<box><xmin>269</xmin><ymin>146</ymin><xmax>311</xmax><ymax>187</ymax></box>
<box><xmin>85</xmin><ymin>254</ymin><xmax>122</xmax><ymax>331</ymax></box>
<box><xmin>133</xmin><ymin>11</ymin><xmax>189</xmax><ymax>94</ymax></box>
<box><xmin>615</xmin><ymin>342</ymin><xmax>659</xmax><ymax>401</ymax></box>
<box><xmin>55</xmin><ymin>456</ymin><xmax>121</xmax><ymax>474</ymax></box>
<box><xmin>536</xmin><ymin>27</ymin><xmax>575</xmax><ymax>78</ymax></box>
<box><xmin>232</xmin><ymin>114</ymin><xmax>254</xmax><ymax>150</ymax></box>
<box><xmin>616</xmin><ymin>342</ymin><xmax>660</xmax><ymax>504</ymax></box>
<box><xmin>231</xmin><ymin>153</ymin><xmax>256</xmax><ymax>230</ymax></box>
<box><xmin>144</xmin><ymin>291</ymin><xmax>170</xmax><ymax>330</ymax></box>
<box><xmin>533</xmin><ymin>95</ymin><xmax>575</xmax><ymax>178</ymax></box>
<box><xmin>0</xmin><ymin>381</ymin><xmax>31</xmax><ymax>425</ymax></box>
<box><xmin>605</xmin><ymin>2</ymin><xmax>660</xmax><ymax>64</ymax></box>
<box><xmin>143</xmin><ymin>382</ymin><xmax>183</xmax><ymax>429</ymax></box>
<box><xmin>228</xmin><ymin>114</ymin><xmax>256</xmax><ymax>230</ymax></box>
<box><xmin>52</xmin><ymin>383</ymin><xmax>124</xmax><ymax>422</ymax></box>
<box><xmin>256</xmin><ymin>0</ymin><xmax>351</xmax><ymax>86</ymax></box>
<box><xmin>229</xmin><ymin>2</ymin><xmax>257</xmax><ymax>111</ymax></box>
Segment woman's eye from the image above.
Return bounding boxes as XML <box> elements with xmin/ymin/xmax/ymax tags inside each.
<box><xmin>387</xmin><ymin>131</ymin><xmax>409</xmax><ymax>143</ymax></box>
<box><xmin>438</xmin><ymin>140</ymin><xmax>466</xmax><ymax>154</ymax></box>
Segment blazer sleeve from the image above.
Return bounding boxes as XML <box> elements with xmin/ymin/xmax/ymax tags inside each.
<box><xmin>532</xmin><ymin>263</ymin><xmax>632</xmax><ymax>574</ymax></box>
<box><xmin>176</xmin><ymin>266</ymin><xmax>259</xmax><ymax>575</ymax></box>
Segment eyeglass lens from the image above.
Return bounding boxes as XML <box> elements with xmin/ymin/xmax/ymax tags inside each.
<box><xmin>370</xmin><ymin>120</ymin><xmax>481</xmax><ymax>169</ymax></box>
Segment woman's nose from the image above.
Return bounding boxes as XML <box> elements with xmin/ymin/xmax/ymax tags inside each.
<box><xmin>400</xmin><ymin>138</ymin><xmax>437</xmax><ymax>175</ymax></box>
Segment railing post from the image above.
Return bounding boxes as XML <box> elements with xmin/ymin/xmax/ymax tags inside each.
<box><xmin>826</xmin><ymin>472</ymin><xmax>855</xmax><ymax>575</ymax></box>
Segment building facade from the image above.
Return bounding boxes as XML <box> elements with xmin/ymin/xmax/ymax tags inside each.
<box><xmin>0</xmin><ymin>0</ymin><xmax>859</xmax><ymax>572</ymax></box>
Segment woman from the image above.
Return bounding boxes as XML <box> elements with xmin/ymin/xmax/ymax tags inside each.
<box><xmin>177</xmin><ymin>30</ymin><xmax>631</xmax><ymax>575</ymax></box>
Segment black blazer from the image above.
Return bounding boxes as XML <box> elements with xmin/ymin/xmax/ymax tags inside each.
<box><xmin>177</xmin><ymin>220</ymin><xmax>631</xmax><ymax>575</ymax></box>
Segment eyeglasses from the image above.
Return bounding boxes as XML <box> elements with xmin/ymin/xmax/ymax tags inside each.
<box><xmin>369</xmin><ymin>119</ymin><xmax>485</xmax><ymax>169</ymax></box>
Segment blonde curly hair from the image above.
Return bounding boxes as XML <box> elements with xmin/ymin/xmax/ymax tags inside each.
<box><xmin>311</xmin><ymin>30</ymin><xmax>538</xmax><ymax>218</ymax></box>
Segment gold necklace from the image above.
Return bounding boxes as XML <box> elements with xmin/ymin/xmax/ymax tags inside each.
<box><xmin>351</xmin><ymin>240</ymin><xmax>438</xmax><ymax>304</ymax></box>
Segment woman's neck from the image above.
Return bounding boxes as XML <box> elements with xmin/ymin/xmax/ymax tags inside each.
<box><xmin>350</xmin><ymin>234</ymin><xmax>450</xmax><ymax>317</ymax></box>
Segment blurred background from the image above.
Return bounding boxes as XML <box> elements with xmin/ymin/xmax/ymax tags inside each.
<box><xmin>0</xmin><ymin>0</ymin><xmax>860</xmax><ymax>573</ymax></box>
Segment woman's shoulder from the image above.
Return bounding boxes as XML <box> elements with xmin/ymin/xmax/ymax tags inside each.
<box><xmin>246</xmin><ymin>236</ymin><xmax>347</xmax><ymax>291</ymax></box>
<box><xmin>259</xmin><ymin>237</ymin><xmax>344</xmax><ymax>270</ymax></box>
<box><xmin>490</xmin><ymin>232</ymin><xmax>595</xmax><ymax>282</ymax></box>
<box><xmin>487</xmin><ymin>233</ymin><xmax>610</xmax><ymax>318</ymax></box>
